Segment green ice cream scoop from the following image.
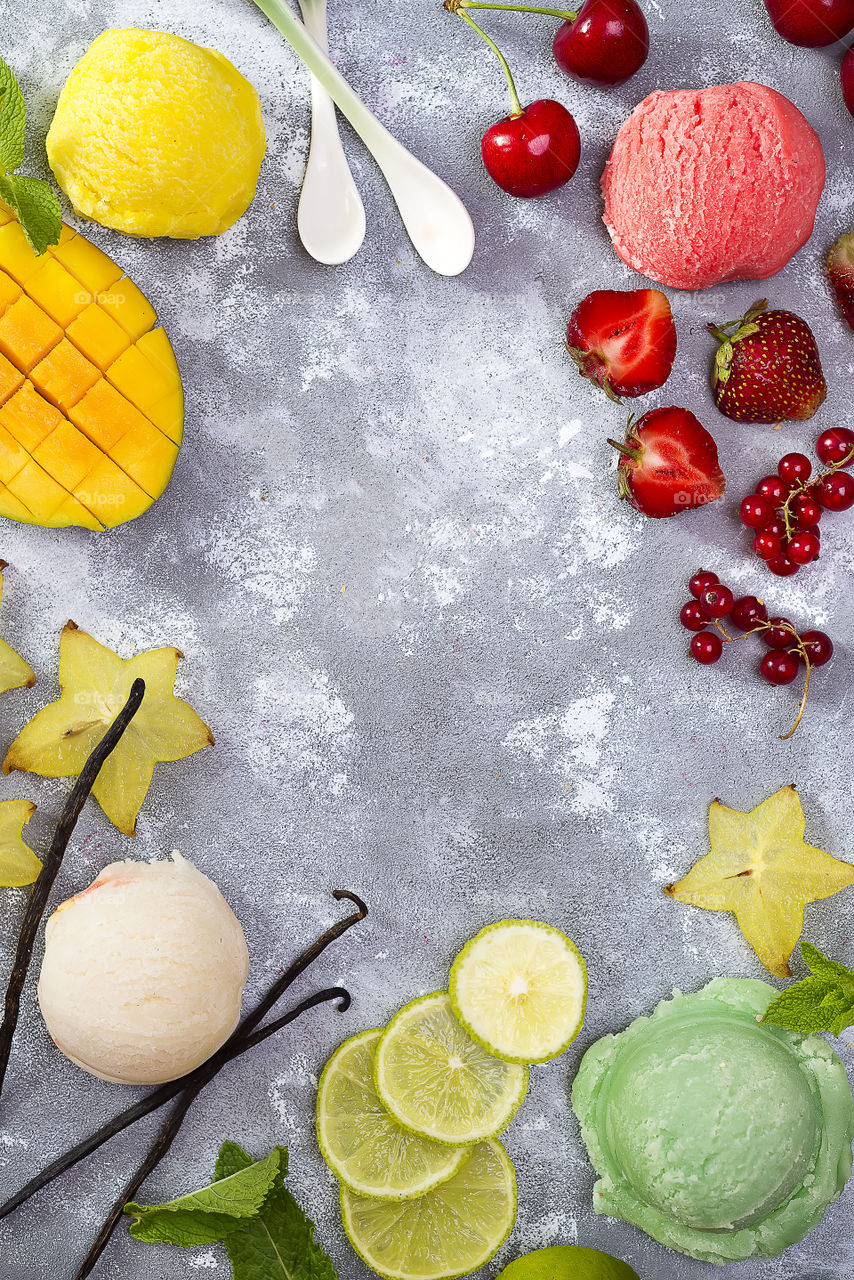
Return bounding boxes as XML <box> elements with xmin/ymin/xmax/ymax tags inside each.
<box><xmin>571</xmin><ymin>978</ymin><xmax>854</xmax><ymax>1265</ymax></box>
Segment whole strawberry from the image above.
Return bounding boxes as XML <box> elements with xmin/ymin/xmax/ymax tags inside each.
<box><xmin>828</xmin><ymin>229</ymin><xmax>854</xmax><ymax>330</ymax></box>
<box><xmin>608</xmin><ymin>407</ymin><xmax>726</xmax><ymax>519</ymax></box>
<box><xmin>708</xmin><ymin>300</ymin><xmax>827</xmax><ymax>424</ymax></box>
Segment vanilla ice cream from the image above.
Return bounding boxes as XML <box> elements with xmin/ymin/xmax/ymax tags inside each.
<box><xmin>38</xmin><ymin>852</ymin><xmax>249</xmax><ymax>1085</ymax></box>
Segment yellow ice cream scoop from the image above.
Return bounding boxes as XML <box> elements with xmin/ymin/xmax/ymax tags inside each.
<box><xmin>46</xmin><ymin>27</ymin><xmax>266</xmax><ymax>239</ymax></box>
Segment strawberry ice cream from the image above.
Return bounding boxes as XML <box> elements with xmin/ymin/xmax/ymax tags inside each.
<box><xmin>602</xmin><ymin>82</ymin><xmax>825</xmax><ymax>291</ymax></box>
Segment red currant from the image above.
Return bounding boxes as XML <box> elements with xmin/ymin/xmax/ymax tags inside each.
<box><xmin>767</xmin><ymin>551</ymin><xmax>800</xmax><ymax>577</ymax></box>
<box><xmin>731</xmin><ymin>595</ymin><xmax>768</xmax><ymax>629</ymax></box>
<box><xmin>799</xmin><ymin>630</ymin><xmax>834</xmax><ymax>666</ymax></box>
<box><xmin>816</xmin><ymin>426</ymin><xmax>854</xmax><ymax>467</ymax></box>
<box><xmin>753</xmin><ymin>530</ymin><xmax>781</xmax><ymax>561</ymax></box>
<box><xmin>756</xmin><ymin>474</ymin><xmax>792</xmax><ymax>503</ymax></box>
<box><xmin>763</xmin><ymin>518</ymin><xmax>787</xmax><ymax>539</ymax></box>
<box><xmin>740</xmin><ymin>494</ymin><xmax>776</xmax><ymax>529</ymax></box>
<box><xmin>680</xmin><ymin>600</ymin><xmax>707</xmax><ymax>632</ymax></box>
<box><xmin>691</xmin><ymin>631</ymin><xmax>723</xmax><ymax>664</ymax></box>
<box><xmin>787</xmin><ymin>530</ymin><xmax>821</xmax><ymax>564</ymax></box>
<box><xmin>793</xmin><ymin>492</ymin><xmax>822</xmax><ymax>527</ymax></box>
<box><xmin>816</xmin><ymin>471</ymin><xmax>854</xmax><ymax>512</ymax></box>
<box><xmin>762</xmin><ymin>617</ymin><xmax>795</xmax><ymax>648</ymax></box>
<box><xmin>689</xmin><ymin>570</ymin><xmax>719</xmax><ymax>599</ymax></box>
<box><xmin>760</xmin><ymin>650</ymin><xmax>800</xmax><ymax>686</ymax></box>
<box><xmin>699</xmin><ymin>584</ymin><xmax>734</xmax><ymax>619</ymax></box>
<box><xmin>777</xmin><ymin>452</ymin><xmax>812</xmax><ymax>484</ymax></box>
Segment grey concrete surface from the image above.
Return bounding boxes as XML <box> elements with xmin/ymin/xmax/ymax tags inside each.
<box><xmin>0</xmin><ymin>0</ymin><xmax>851</xmax><ymax>1276</ymax></box>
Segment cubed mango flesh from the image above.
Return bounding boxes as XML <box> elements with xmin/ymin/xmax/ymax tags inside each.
<box><xmin>0</xmin><ymin>204</ymin><xmax>183</xmax><ymax>530</ymax></box>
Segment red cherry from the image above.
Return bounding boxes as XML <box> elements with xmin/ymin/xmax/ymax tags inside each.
<box><xmin>800</xmin><ymin>630</ymin><xmax>834</xmax><ymax>666</ymax></box>
<box><xmin>731</xmin><ymin>595</ymin><xmax>769</xmax><ymax>629</ymax></box>
<box><xmin>763</xmin><ymin>0</ymin><xmax>854</xmax><ymax>46</ymax></box>
<box><xmin>753</xmin><ymin>530</ymin><xmax>782</xmax><ymax>560</ymax></box>
<box><xmin>481</xmin><ymin>99</ymin><xmax>581</xmax><ymax>198</ymax></box>
<box><xmin>553</xmin><ymin>0</ymin><xmax>649</xmax><ymax>87</ymax></box>
<box><xmin>777</xmin><ymin>452</ymin><xmax>812</xmax><ymax>484</ymax></box>
<box><xmin>816</xmin><ymin>470</ymin><xmax>854</xmax><ymax>511</ymax></box>
<box><xmin>680</xmin><ymin>600</ymin><xmax>708</xmax><ymax>632</ymax></box>
<box><xmin>767</xmin><ymin>551</ymin><xmax>801</xmax><ymax>577</ymax></box>
<box><xmin>740</xmin><ymin>494</ymin><xmax>776</xmax><ymax>529</ymax></box>
<box><xmin>691</xmin><ymin>631</ymin><xmax>723</xmax><ymax>664</ymax></box>
<box><xmin>793</xmin><ymin>492</ymin><xmax>823</xmax><ymax>526</ymax></box>
<box><xmin>763</xmin><ymin>617</ymin><xmax>796</xmax><ymax>648</ymax></box>
<box><xmin>756</xmin><ymin>474</ymin><xmax>791</xmax><ymax>503</ymax></box>
<box><xmin>699</xmin><ymin>584</ymin><xmax>734</xmax><ymax>619</ymax></box>
<box><xmin>689</xmin><ymin>569</ymin><xmax>718</xmax><ymax>599</ymax></box>
<box><xmin>787</xmin><ymin>530</ymin><xmax>821</xmax><ymax>564</ymax></box>
<box><xmin>816</xmin><ymin>426</ymin><xmax>854</xmax><ymax>466</ymax></box>
<box><xmin>760</xmin><ymin>650</ymin><xmax>800</xmax><ymax>686</ymax></box>
<box><xmin>843</xmin><ymin>47</ymin><xmax>854</xmax><ymax>117</ymax></box>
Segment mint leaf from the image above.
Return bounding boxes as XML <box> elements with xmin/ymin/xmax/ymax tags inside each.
<box><xmin>0</xmin><ymin>172</ymin><xmax>61</xmax><ymax>255</ymax></box>
<box><xmin>761</xmin><ymin>942</ymin><xmax>854</xmax><ymax>1037</ymax></box>
<box><xmin>125</xmin><ymin>1146</ymin><xmax>286</xmax><ymax>1246</ymax></box>
<box><xmin>0</xmin><ymin>58</ymin><xmax>25</xmax><ymax>172</ymax></box>
<box><xmin>216</xmin><ymin>1144</ymin><xmax>337</xmax><ymax>1280</ymax></box>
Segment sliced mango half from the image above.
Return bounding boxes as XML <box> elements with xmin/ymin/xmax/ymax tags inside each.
<box><xmin>0</xmin><ymin>204</ymin><xmax>183</xmax><ymax>530</ymax></box>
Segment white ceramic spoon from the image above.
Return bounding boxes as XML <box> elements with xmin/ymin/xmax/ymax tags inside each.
<box><xmin>296</xmin><ymin>0</ymin><xmax>366</xmax><ymax>265</ymax></box>
<box><xmin>250</xmin><ymin>0</ymin><xmax>475</xmax><ymax>276</ymax></box>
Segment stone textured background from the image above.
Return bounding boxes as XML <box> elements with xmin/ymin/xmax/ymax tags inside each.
<box><xmin>0</xmin><ymin>0</ymin><xmax>851</xmax><ymax>1276</ymax></box>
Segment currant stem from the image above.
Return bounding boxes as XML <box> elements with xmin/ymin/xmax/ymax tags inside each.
<box><xmin>455</xmin><ymin>1</ymin><xmax>578</xmax><ymax>17</ymax></box>
<box><xmin>715</xmin><ymin>618</ymin><xmax>811</xmax><ymax>739</ymax></box>
<box><xmin>780</xmin><ymin>442</ymin><xmax>854</xmax><ymax>537</ymax></box>
<box><xmin>780</xmin><ymin>650</ymin><xmax>811</xmax><ymax>741</ymax></box>
<box><xmin>446</xmin><ymin>5</ymin><xmax>525</xmax><ymax>116</ymax></box>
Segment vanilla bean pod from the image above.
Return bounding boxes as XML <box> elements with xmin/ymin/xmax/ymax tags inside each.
<box><xmin>73</xmin><ymin>986</ymin><xmax>350</xmax><ymax>1280</ymax></box>
<box><xmin>0</xmin><ymin>679</ymin><xmax>145</xmax><ymax>1100</ymax></box>
<box><xmin>0</xmin><ymin>889</ymin><xmax>367</xmax><ymax>1221</ymax></box>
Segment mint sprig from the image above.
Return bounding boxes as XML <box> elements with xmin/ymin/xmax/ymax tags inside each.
<box><xmin>125</xmin><ymin>1142</ymin><xmax>337</xmax><ymax>1280</ymax></box>
<box><xmin>0</xmin><ymin>56</ymin><xmax>61</xmax><ymax>255</ymax></box>
<box><xmin>761</xmin><ymin>941</ymin><xmax>854</xmax><ymax>1037</ymax></box>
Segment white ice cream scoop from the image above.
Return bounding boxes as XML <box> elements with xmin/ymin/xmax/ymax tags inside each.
<box><xmin>38</xmin><ymin>852</ymin><xmax>249</xmax><ymax>1086</ymax></box>
<box><xmin>250</xmin><ymin>0</ymin><xmax>475</xmax><ymax>276</ymax></box>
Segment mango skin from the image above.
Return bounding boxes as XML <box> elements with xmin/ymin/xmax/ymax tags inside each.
<box><xmin>47</xmin><ymin>28</ymin><xmax>266</xmax><ymax>239</ymax></box>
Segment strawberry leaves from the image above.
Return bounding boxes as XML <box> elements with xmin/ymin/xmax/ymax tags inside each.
<box><xmin>762</xmin><ymin>942</ymin><xmax>854</xmax><ymax>1037</ymax></box>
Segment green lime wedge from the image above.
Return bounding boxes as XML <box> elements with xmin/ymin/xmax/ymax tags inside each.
<box><xmin>497</xmin><ymin>1245</ymin><xmax>639</xmax><ymax>1280</ymax></box>
<box><xmin>341</xmin><ymin>1137</ymin><xmax>517</xmax><ymax>1280</ymax></box>
<box><xmin>317</xmin><ymin>1028</ymin><xmax>471</xmax><ymax>1200</ymax></box>
<box><xmin>374</xmin><ymin>992</ymin><xmax>528</xmax><ymax>1145</ymax></box>
<box><xmin>449</xmin><ymin>920</ymin><xmax>587</xmax><ymax>1064</ymax></box>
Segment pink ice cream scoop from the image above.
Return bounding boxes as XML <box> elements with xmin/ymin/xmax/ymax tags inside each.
<box><xmin>602</xmin><ymin>82</ymin><xmax>825</xmax><ymax>291</ymax></box>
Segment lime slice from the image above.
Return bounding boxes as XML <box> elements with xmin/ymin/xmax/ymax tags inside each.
<box><xmin>374</xmin><ymin>992</ymin><xmax>527</xmax><ymax>1146</ymax></box>
<box><xmin>317</xmin><ymin>1029</ymin><xmax>470</xmax><ymax>1200</ymax></box>
<box><xmin>341</xmin><ymin>1138</ymin><xmax>517</xmax><ymax>1280</ymax></box>
<box><xmin>449</xmin><ymin>920</ymin><xmax>587</xmax><ymax>1063</ymax></box>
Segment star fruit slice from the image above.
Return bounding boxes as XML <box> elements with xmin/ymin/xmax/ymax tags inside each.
<box><xmin>0</xmin><ymin>563</ymin><xmax>35</xmax><ymax>696</ymax></box>
<box><xmin>0</xmin><ymin>798</ymin><xmax>41</xmax><ymax>886</ymax></box>
<box><xmin>666</xmin><ymin>785</ymin><xmax>854</xmax><ymax>978</ymax></box>
<box><xmin>2</xmin><ymin>622</ymin><xmax>213</xmax><ymax>836</ymax></box>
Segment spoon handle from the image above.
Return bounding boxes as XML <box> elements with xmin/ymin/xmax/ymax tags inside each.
<box><xmin>248</xmin><ymin>0</ymin><xmax>475</xmax><ymax>276</ymax></box>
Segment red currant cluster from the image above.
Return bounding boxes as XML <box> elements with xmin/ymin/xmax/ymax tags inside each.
<box><xmin>680</xmin><ymin>570</ymin><xmax>833</xmax><ymax>737</ymax></box>
<box><xmin>739</xmin><ymin>428</ymin><xmax>854</xmax><ymax>576</ymax></box>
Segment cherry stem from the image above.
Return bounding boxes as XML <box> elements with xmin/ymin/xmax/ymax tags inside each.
<box><xmin>445</xmin><ymin>3</ymin><xmax>525</xmax><ymax>116</ymax></box>
<box><xmin>454</xmin><ymin>1</ymin><xmax>578</xmax><ymax>17</ymax></box>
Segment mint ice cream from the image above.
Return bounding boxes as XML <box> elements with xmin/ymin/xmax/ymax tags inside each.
<box><xmin>571</xmin><ymin>978</ymin><xmax>854</xmax><ymax>1264</ymax></box>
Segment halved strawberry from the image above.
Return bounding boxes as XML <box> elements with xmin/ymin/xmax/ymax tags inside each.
<box><xmin>566</xmin><ymin>288</ymin><xmax>677</xmax><ymax>401</ymax></box>
<box><xmin>608</xmin><ymin>407</ymin><xmax>726</xmax><ymax>519</ymax></box>
<box><xmin>708</xmin><ymin>299</ymin><xmax>826</xmax><ymax>424</ymax></box>
<box><xmin>828</xmin><ymin>229</ymin><xmax>854</xmax><ymax>330</ymax></box>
